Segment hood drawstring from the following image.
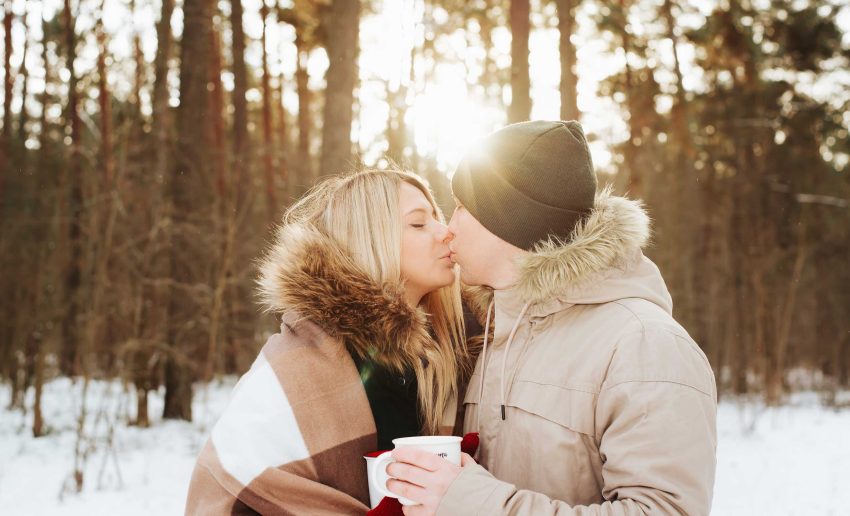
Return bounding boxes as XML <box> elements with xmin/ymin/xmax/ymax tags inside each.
<box><xmin>475</xmin><ymin>298</ymin><xmax>495</xmax><ymax>433</ymax></box>
<box><xmin>499</xmin><ymin>301</ymin><xmax>531</xmax><ymax>420</ymax></box>
<box><xmin>476</xmin><ymin>298</ymin><xmax>533</xmax><ymax>427</ymax></box>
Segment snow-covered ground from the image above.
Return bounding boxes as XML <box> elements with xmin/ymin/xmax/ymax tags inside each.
<box><xmin>1</xmin><ymin>378</ymin><xmax>848</xmax><ymax>515</ymax></box>
<box><xmin>0</xmin><ymin>378</ymin><xmax>236</xmax><ymax>516</ymax></box>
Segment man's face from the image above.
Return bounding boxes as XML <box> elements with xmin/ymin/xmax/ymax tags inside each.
<box><xmin>447</xmin><ymin>201</ymin><xmax>514</xmax><ymax>286</ymax></box>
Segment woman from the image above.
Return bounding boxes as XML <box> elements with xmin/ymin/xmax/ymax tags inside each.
<box><xmin>185</xmin><ymin>169</ymin><xmax>468</xmax><ymax>515</ymax></box>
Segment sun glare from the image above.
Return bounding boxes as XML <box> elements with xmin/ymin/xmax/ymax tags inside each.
<box><xmin>353</xmin><ymin>0</ymin><xmax>621</xmax><ymax>175</ymax></box>
<box><xmin>13</xmin><ymin>0</ymin><xmax>751</xmax><ymax>177</ymax></box>
<box><xmin>409</xmin><ymin>74</ymin><xmax>503</xmax><ymax>175</ymax></box>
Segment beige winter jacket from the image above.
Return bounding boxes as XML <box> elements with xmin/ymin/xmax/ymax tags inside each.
<box><xmin>440</xmin><ymin>192</ymin><xmax>717</xmax><ymax>516</ymax></box>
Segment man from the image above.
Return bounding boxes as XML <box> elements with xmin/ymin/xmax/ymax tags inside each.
<box><xmin>385</xmin><ymin>120</ymin><xmax>717</xmax><ymax>515</ymax></box>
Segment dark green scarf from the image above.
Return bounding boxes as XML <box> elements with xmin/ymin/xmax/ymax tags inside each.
<box><xmin>351</xmin><ymin>351</ymin><xmax>422</xmax><ymax>450</ymax></box>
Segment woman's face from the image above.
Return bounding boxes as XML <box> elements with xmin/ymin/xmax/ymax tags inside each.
<box><xmin>399</xmin><ymin>182</ymin><xmax>455</xmax><ymax>306</ymax></box>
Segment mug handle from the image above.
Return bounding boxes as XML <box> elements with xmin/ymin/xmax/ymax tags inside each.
<box><xmin>369</xmin><ymin>451</ymin><xmax>397</xmax><ymax>500</ymax></box>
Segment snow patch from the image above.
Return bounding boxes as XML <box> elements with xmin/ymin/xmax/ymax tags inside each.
<box><xmin>1</xmin><ymin>379</ymin><xmax>848</xmax><ymax>515</ymax></box>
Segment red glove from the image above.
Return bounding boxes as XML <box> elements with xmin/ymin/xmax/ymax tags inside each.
<box><xmin>367</xmin><ymin>496</ymin><xmax>404</xmax><ymax>516</ymax></box>
<box><xmin>461</xmin><ymin>432</ymin><xmax>479</xmax><ymax>456</ymax></box>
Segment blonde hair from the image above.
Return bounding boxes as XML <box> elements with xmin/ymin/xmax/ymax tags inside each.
<box><xmin>283</xmin><ymin>169</ymin><xmax>468</xmax><ymax>434</ymax></box>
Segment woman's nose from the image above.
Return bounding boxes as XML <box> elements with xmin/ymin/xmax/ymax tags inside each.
<box><xmin>435</xmin><ymin>222</ymin><xmax>452</xmax><ymax>243</ymax></box>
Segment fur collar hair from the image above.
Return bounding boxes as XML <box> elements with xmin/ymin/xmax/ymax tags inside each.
<box><xmin>256</xmin><ymin>224</ymin><xmax>433</xmax><ymax>372</ymax></box>
<box><xmin>467</xmin><ymin>189</ymin><xmax>651</xmax><ymax>313</ymax></box>
<box><xmin>516</xmin><ymin>188</ymin><xmax>651</xmax><ymax>304</ymax></box>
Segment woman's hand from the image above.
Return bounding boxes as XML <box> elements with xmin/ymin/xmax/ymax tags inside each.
<box><xmin>385</xmin><ymin>450</ymin><xmax>477</xmax><ymax>516</ymax></box>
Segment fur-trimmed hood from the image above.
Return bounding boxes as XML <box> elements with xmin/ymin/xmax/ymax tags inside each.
<box><xmin>445</xmin><ymin>192</ymin><xmax>715</xmax><ymax>516</ymax></box>
<box><xmin>256</xmin><ymin>224</ymin><xmax>433</xmax><ymax>371</ymax></box>
<box><xmin>468</xmin><ymin>189</ymin><xmax>672</xmax><ymax>317</ymax></box>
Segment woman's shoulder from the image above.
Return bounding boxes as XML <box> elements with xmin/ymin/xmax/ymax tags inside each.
<box><xmin>260</xmin><ymin>312</ymin><xmax>351</xmax><ymax>366</ymax></box>
<box><xmin>229</xmin><ymin>314</ymin><xmax>362</xmax><ymax>414</ymax></box>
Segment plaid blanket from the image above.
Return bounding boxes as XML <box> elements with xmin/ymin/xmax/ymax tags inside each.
<box><xmin>186</xmin><ymin>314</ymin><xmax>377</xmax><ymax>515</ymax></box>
<box><xmin>186</xmin><ymin>224</ymin><xmax>458</xmax><ymax>515</ymax></box>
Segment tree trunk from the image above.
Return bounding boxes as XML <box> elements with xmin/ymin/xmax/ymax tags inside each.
<box><xmin>617</xmin><ymin>0</ymin><xmax>640</xmax><ymax>198</ymax></box>
<box><xmin>767</xmin><ymin>227</ymin><xmax>806</xmax><ymax>405</ymax></box>
<box><xmin>507</xmin><ymin>0</ymin><xmax>531</xmax><ymax>123</ymax></box>
<box><xmin>275</xmin><ymin>76</ymin><xmax>290</xmax><ymax>200</ymax></box>
<box><xmin>209</xmin><ymin>17</ymin><xmax>227</xmax><ymax>201</ymax></box>
<box><xmin>133</xmin><ymin>0</ymin><xmax>174</xmax><ymax>428</ymax></box>
<box><xmin>385</xmin><ymin>81</ymin><xmax>408</xmax><ymax>164</ymax></box>
<box><xmin>32</xmin><ymin>332</ymin><xmax>46</xmax><ymax>436</ymax></box>
<box><xmin>130</xmin><ymin>0</ymin><xmax>144</xmax><ymax>117</ymax></box>
<box><xmin>474</xmin><ymin>2</ymin><xmax>503</xmax><ymax>109</ymax></box>
<box><xmin>76</xmin><ymin>4</ymin><xmax>118</xmax><ymax>383</ymax></box>
<box><xmin>226</xmin><ymin>0</ymin><xmax>252</xmax><ymax>380</ymax></box>
<box><xmin>31</xmin><ymin>9</ymin><xmax>54</xmax><ymax>432</ymax></box>
<box><xmin>163</xmin><ymin>355</ymin><xmax>193</xmax><ymax>421</ymax></box>
<box><xmin>839</xmin><ymin>333</ymin><xmax>849</xmax><ymax>389</ymax></box>
<box><xmin>165</xmin><ymin>0</ymin><xmax>216</xmax><ymax>421</ymax></box>
<box><xmin>0</xmin><ymin>0</ymin><xmax>8</xmax><ymax>200</ymax></box>
<box><xmin>8</xmin><ymin>278</ymin><xmax>30</xmax><ymax>410</ymax></box>
<box><xmin>3</xmin><ymin>0</ymin><xmax>12</xmax><ymax>146</ymax></box>
<box><xmin>661</xmin><ymin>0</ymin><xmax>698</xmax><ymax>344</ymax></box>
<box><xmin>96</xmin><ymin>7</ymin><xmax>114</xmax><ymax>188</ymax></box>
<box><xmin>38</xmin><ymin>9</ymin><xmax>50</xmax><ymax>165</ymax></box>
<box><xmin>730</xmin><ymin>197</ymin><xmax>749</xmax><ymax>395</ymax></box>
<box><xmin>205</xmin><ymin>5</ymin><xmax>230</xmax><ymax>384</ymax></box>
<box><xmin>319</xmin><ymin>0</ymin><xmax>360</xmax><ymax>178</ymax></box>
<box><xmin>0</xmin><ymin>0</ymin><xmax>11</xmax><ymax>198</ymax></box>
<box><xmin>61</xmin><ymin>0</ymin><xmax>83</xmax><ymax>378</ymax></box>
<box><xmin>260</xmin><ymin>0</ymin><xmax>276</xmax><ymax>215</ymax></box>
<box><xmin>295</xmin><ymin>39</ymin><xmax>312</xmax><ymax>196</ymax></box>
<box><xmin>16</xmin><ymin>7</ymin><xmax>29</xmax><ymax>149</ymax></box>
<box><xmin>135</xmin><ymin>386</ymin><xmax>149</xmax><ymax>428</ymax></box>
<box><xmin>732</xmin><ymin>0</ymin><xmax>770</xmax><ymax>400</ymax></box>
<box><xmin>230</xmin><ymin>0</ymin><xmax>249</xmax><ymax>208</ymax></box>
<box><xmin>555</xmin><ymin>0</ymin><xmax>579</xmax><ymax>121</ymax></box>
<box><xmin>153</xmin><ymin>0</ymin><xmax>174</xmax><ymax>181</ymax></box>
<box><xmin>661</xmin><ymin>0</ymin><xmax>691</xmax><ymax>158</ymax></box>
<box><xmin>275</xmin><ymin>21</ymin><xmax>290</xmax><ymax>201</ymax></box>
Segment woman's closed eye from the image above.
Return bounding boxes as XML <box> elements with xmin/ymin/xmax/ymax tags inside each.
<box><xmin>409</xmin><ymin>212</ymin><xmax>439</xmax><ymax>229</ymax></box>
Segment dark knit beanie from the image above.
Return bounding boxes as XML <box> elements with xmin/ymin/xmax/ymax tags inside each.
<box><xmin>451</xmin><ymin>120</ymin><xmax>597</xmax><ymax>251</ymax></box>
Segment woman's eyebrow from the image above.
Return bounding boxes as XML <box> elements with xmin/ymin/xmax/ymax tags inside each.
<box><xmin>404</xmin><ymin>206</ymin><xmax>436</xmax><ymax>217</ymax></box>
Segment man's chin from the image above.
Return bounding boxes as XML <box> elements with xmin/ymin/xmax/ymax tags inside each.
<box><xmin>457</xmin><ymin>268</ymin><xmax>483</xmax><ymax>287</ymax></box>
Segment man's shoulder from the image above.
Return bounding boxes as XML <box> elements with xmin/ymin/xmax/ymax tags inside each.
<box><xmin>547</xmin><ymin>299</ymin><xmax>714</xmax><ymax>397</ymax></box>
<box><xmin>603</xmin><ymin>322</ymin><xmax>716</xmax><ymax>398</ymax></box>
<box><xmin>543</xmin><ymin>296</ymin><xmax>688</xmax><ymax>346</ymax></box>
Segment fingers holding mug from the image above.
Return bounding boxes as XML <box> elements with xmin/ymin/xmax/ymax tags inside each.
<box><xmin>386</xmin><ymin>459</ymin><xmax>432</xmax><ymax>488</ymax></box>
<box><xmin>386</xmin><ymin>478</ymin><xmax>427</xmax><ymax>506</ymax></box>
<box><xmin>370</xmin><ymin>451</ymin><xmax>419</xmax><ymax>506</ymax></box>
<box><xmin>368</xmin><ymin>435</ymin><xmax>463</xmax><ymax>507</ymax></box>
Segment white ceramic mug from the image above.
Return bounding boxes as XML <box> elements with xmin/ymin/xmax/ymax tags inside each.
<box><xmin>369</xmin><ymin>436</ymin><xmax>462</xmax><ymax>506</ymax></box>
<box><xmin>363</xmin><ymin>455</ymin><xmax>382</xmax><ymax>508</ymax></box>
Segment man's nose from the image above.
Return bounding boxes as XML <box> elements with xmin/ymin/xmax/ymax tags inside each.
<box><xmin>447</xmin><ymin>212</ymin><xmax>457</xmax><ymax>234</ymax></box>
<box><xmin>435</xmin><ymin>222</ymin><xmax>452</xmax><ymax>243</ymax></box>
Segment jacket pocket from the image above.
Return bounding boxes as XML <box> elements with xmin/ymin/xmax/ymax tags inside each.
<box><xmin>506</xmin><ymin>380</ymin><xmax>596</xmax><ymax>436</ymax></box>
<box><xmin>462</xmin><ymin>373</ymin><xmax>482</xmax><ymax>408</ymax></box>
